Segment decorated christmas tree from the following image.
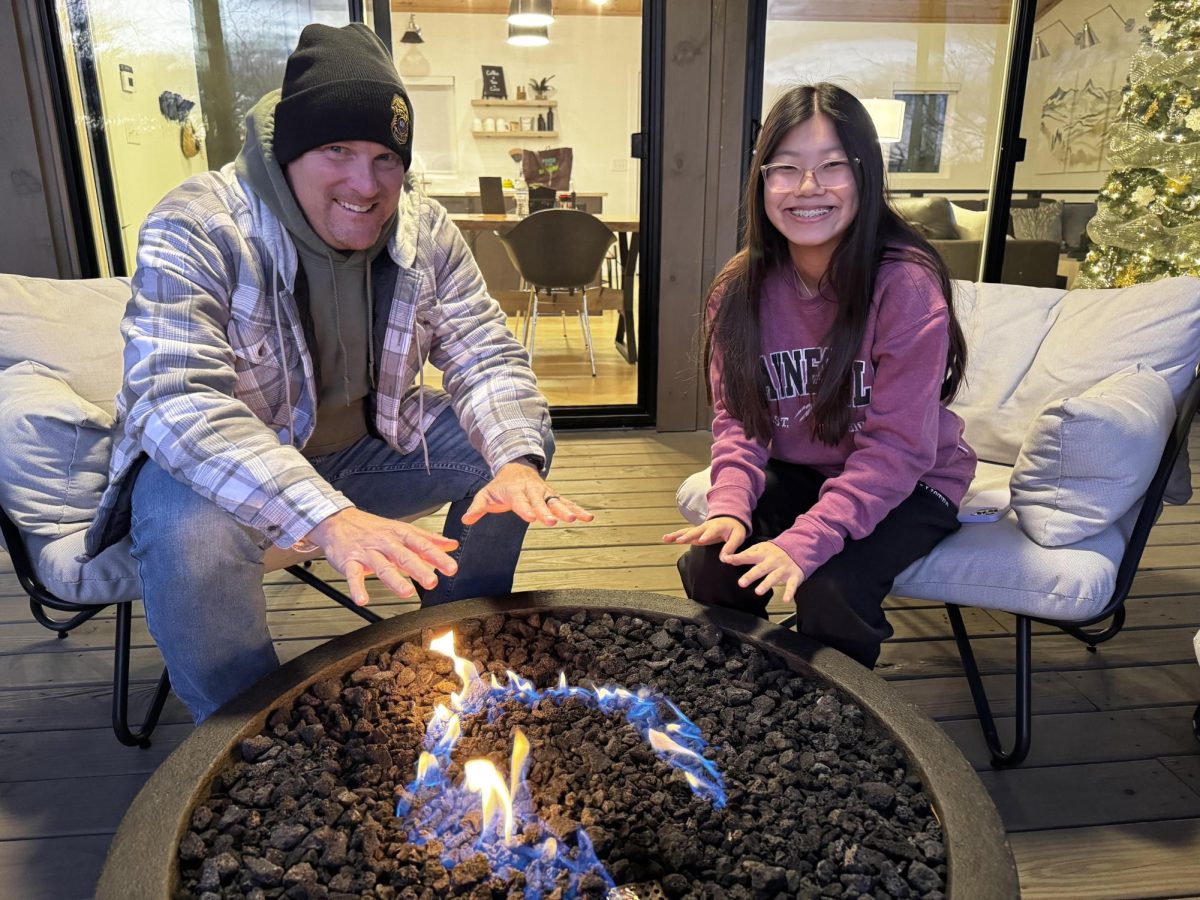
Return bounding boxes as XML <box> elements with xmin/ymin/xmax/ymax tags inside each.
<box><xmin>1075</xmin><ymin>0</ymin><xmax>1200</xmax><ymax>287</ymax></box>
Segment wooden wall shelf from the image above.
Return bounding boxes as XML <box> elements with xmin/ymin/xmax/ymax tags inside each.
<box><xmin>472</xmin><ymin>98</ymin><xmax>557</xmax><ymax>108</ymax></box>
<box><xmin>472</xmin><ymin>131</ymin><xmax>559</xmax><ymax>139</ymax></box>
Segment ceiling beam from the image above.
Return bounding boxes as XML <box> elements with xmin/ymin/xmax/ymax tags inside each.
<box><xmin>767</xmin><ymin>0</ymin><xmax>1013</xmax><ymax>25</ymax></box>
<box><xmin>391</xmin><ymin>0</ymin><xmax>642</xmax><ymax>15</ymax></box>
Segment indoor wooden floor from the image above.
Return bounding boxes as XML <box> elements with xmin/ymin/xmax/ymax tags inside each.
<box><xmin>1</xmin><ymin>429</ymin><xmax>1198</xmax><ymax>899</ymax></box>
<box><xmin>423</xmin><ymin>294</ymin><xmax>641</xmax><ymax>407</ymax></box>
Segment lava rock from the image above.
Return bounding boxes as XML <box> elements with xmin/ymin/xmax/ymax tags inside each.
<box><xmin>176</xmin><ymin>611</ymin><xmax>948</xmax><ymax>899</ymax></box>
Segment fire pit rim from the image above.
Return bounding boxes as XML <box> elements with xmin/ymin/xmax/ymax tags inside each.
<box><xmin>98</xmin><ymin>588</ymin><xmax>1018</xmax><ymax>899</ymax></box>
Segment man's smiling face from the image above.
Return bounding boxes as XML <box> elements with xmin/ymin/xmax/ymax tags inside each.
<box><xmin>285</xmin><ymin>140</ymin><xmax>406</xmax><ymax>251</ymax></box>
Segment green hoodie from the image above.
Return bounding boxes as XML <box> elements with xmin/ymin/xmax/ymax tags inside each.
<box><xmin>235</xmin><ymin>91</ymin><xmax>396</xmax><ymax>457</ymax></box>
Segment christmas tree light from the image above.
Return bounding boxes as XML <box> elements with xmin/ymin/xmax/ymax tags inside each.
<box><xmin>1076</xmin><ymin>0</ymin><xmax>1200</xmax><ymax>287</ymax></box>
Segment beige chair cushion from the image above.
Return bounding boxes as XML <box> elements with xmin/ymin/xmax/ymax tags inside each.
<box><xmin>0</xmin><ymin>273</ymin><xmax>129</xmax><ymax>415</ymax></box>
<box><xmin>949</xmin><ymin>277</ymin><xmax>1200</xmax><ymax>503</ymax></box>
<box><xmin>0</xmin><ymin>362</ymin><xmax>115</xmax><ymax>539</ymax></box>
<box><xmin>1010</xmin><ymin>365</ymin><xmax>1175</xmax><ymax>547</ymax></box>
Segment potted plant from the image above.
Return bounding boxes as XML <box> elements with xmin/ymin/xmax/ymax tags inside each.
<box><xmin>528</xmin><ymin>75</ymin><xmax>555</xmax><ymax>100</ymax></box>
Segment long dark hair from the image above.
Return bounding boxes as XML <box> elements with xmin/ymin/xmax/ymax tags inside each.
<box><xmin>708</xmin><ymin>83</ymin><xmax>967</xmax><ymax>444</ymax></box>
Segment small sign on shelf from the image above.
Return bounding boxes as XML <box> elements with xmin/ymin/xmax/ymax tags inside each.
<box><xmin>481</xmin><ymin>65</ymin><xmax>507</xmax><ymax>100</ymax></box>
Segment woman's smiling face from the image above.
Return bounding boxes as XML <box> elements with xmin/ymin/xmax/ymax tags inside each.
<box><xmin>762</xmin><ymin>113</ymin><xmax>860</xmax><ymax>270</ymax></box>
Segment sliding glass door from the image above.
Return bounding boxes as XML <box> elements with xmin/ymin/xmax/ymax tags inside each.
<box><xmin>52</xmin><ymin>0</ymin><xmax>660</xmax><ymax>425</ymax></box>
<box><xmin>754</xmin><ymin>0</ymin><xmax>1020</xmax><ymax>285</ymax></box>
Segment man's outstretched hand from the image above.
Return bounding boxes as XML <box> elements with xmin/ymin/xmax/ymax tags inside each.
<box><xmin>306</xmin><ymin>508</ymin><xmax>459</xmax><ymax>606</ymax></box>
<box><xmin>461</xmin><ymin>461</ymin><xmax>593</xmax><ymax>527</ymax></box>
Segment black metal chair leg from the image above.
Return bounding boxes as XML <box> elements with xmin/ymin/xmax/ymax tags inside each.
<box><xmin>286</xmin><ymin>565</ymin><xmax>383</xmax><ymax>624</ymax></box>
<box><xmin>112</xmin><ymin>602</ymin><xmax>172</xmax><ymax>748</ymax></box>
<box><xmin>1058</xmin><ymin>607</ymin><xmax>1126</xmax><ymax>651</ymax></box>
<box><xmin>29</xmin><ymin>596</ymin><xmax>105</xmax><ymax>636</ymax></box>
<box><xmin>947</xmin><ymin>604</ymin><xmax>1032</xmax><ymax>768</ymax></box>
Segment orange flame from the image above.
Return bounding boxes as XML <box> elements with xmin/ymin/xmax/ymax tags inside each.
<box><xmin>416</xmin><ymin>751</ymin><xmax>439</xmax><ymax>783</ymax></box>
<box><xmin>648</xmin><ymin>727</ymin><xmax>704</xmax><ymax>763</ymax></box>
<box><xmin>464</xmin><ymin>759</ymin><xmax>515</xmax><ymax>843</ymax></box>
<box><xmin>506</xmin><ymin>670</ymin><xmax>535</xmax><ymax>694</ymax></box>
<box><xmin>429</xmin><ymin>631</ymin><xmax>479</xmax><ymax>709</ymax></box>
<box><xmin>442</xmin><ymin>714</ymin><xmax>461</xmax><ymax>747</ymax></box>
<box><xmin>509</xmin><ymin>727</ymin><xmax>530</xmax><ymax>799</ymax></box>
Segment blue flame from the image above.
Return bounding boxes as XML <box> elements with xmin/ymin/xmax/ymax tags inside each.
<box><xmin>395</xmin><ymin>657</ymin><xmax>727</xmax><ymax>897</ymax></box>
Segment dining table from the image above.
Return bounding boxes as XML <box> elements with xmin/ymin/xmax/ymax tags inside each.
<box><xmin>449</xmin><ymin>212</ymin><xmax>640</xmax><ymax>364</ymax></box>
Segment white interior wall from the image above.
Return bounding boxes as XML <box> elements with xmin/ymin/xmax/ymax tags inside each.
<box><xmin>88</xmin><ymin>0</ymin><xmax>209</xmax><ymax>272</ymax></box>
<box><xmin>389</xmin><ymin>11</ymin><xmax>642</xmax><ymax>216</ymax></box>
<box><xmin>762</xmin><ymin>19</ymin><xmax>1012</xmax><ymax>193</ymax></box>
<box><xmin>1015</xmin><ymin>0</ymin><xmax>1146</xmax><ymax>193</ymax></box>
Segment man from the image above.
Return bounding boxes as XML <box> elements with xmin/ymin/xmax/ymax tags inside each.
<box><xmin>85</xmin><ymin>23</ymin><xmax>589</xmax><ymax>722</ymax></box>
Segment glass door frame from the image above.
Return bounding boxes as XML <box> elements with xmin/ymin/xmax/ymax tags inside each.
<box><xmin>535</xmin><ymin>0</ymin><xmax>663</xmax><ymax>430</ymax></box>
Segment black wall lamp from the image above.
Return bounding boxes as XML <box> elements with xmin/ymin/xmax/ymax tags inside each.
<box><xmin>400</xmin><ymin>14</ymin><xmax>424</xmax><ymax>44</ymax></box>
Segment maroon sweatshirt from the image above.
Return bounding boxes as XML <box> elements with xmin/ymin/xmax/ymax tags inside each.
<box><xmin>705</xmin><ymin>256</ymin><xmax>977</xmax><ymax>577</ymax></box>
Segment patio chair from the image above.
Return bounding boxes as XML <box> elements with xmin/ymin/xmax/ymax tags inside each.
<box><xmin>496</xmin><ymin>208</ymin><xmax>616</xmax><ymax>377</ymax></box>
<box><xmin>675</xmin><ymin>276</ymin><xmax>1200</xmax><ymax>767</ymax></box>
<box><xmin>0</xmin><ymin>274</ymin><xmax>374</xmax><ymax>746</ymax></box>
<box><xmin>0</xmin><ymin>496</ymin><xmax>372</xmax><ymax>746</ymax></box>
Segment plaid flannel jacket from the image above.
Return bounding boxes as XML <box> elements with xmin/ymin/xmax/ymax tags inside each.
<box><xmin>85</xmin><ymin>167</ymin><xmax>548</xmax><ymax>555</ymax></box>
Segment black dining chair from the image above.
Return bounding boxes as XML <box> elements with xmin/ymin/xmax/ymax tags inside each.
<box><xmin>495</xmin><ymin>209</ymin><xmax>616</xmax><ymax>377</ymax></box>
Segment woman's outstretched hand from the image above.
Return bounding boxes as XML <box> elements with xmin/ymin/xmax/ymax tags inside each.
<box><xmin>663</xmin><ymin>515</ymin><xmax>747</xmax><ymax>558</ymax></box>
<box><xmin>725</xmin><ymin>541</ymin><xmax>803</xmax><ymax>605</ymax></box>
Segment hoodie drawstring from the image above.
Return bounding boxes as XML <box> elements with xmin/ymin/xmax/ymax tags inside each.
<box><xmin>271</xmin><ymin>265</ymin><xmax>297</xmax><ymax>445</ymax></box>
<box><xmin>327</xmin><ymin>253</ymin><xmax>353</xmax><ymax>405</ymax></box>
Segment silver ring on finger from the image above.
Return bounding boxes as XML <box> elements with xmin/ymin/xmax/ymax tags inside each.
<box><xmin>543</xmin><ymin>495</ymin><xmax>561</xmax><ymax>504</ymax></box>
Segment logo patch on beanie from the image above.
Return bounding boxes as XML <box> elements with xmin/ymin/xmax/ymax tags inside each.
<box><xmin>391</xmin><ymin>94</ymin><xmax>411</xmax><ymax>146</ymax></box>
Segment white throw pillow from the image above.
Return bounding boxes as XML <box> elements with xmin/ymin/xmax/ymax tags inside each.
<box><xmin>0</xmin><ymin>361</ymin><xmax>115</xmax><ymax>538</ymax></box>
<box><xmin>949</xmin><ymin>203</ymin><xmax>989</xmax><ymax>241</ymax></box>
<box><xmin>1010</xmin><ymin>365</ymin><xmax>1175</xmax><ymax>547</ymax></box>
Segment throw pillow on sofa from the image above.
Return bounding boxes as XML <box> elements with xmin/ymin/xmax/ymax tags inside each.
<box><xmin>0</xmin><ymin>361</ymin><xmax>115</xmax><ymax>539</ymax></box>
<box><xmin>890</xmin><ymin>196</ymin><xmax>959</xmax><ymax>240</ymax></box>
<box><xmin>949</xmin><ymin>203</ymin><xmax>989</xmax><ymax>241</ymax></box>
<box><xmin>1011</xmin><ymin>200</ymin><xmax>1064</xmax><ymax>245</ymax></box>
<box><xmin>1010</xmin><ymin>364</ymin><xmax>1175</xmax><ymax>547</ymax></box>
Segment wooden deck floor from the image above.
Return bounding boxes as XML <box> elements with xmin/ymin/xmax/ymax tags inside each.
<box><xmin>1</xmin><ymin>429</ymin><xmax>1198</xmax><ymax>899</ymax></box>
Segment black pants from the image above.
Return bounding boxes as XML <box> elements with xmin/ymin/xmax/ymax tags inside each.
<box><xmin>677</xmin><ymin>459</ymin><xmax>961</xmax><ymax>668</ymax></box>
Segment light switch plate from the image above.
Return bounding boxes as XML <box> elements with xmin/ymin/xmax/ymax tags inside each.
<box><xmin>119</xmin><ymin>63</ymin><xmax>135</xmax><ymax>93</ymax></box>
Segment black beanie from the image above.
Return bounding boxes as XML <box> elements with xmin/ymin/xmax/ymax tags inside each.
<box><xmin>274</xmin><ymin>23</ymin><xmax>413</xmax><ymax>168</ymax></box>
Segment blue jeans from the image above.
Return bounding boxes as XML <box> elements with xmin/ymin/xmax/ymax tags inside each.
<box><xmin>129</xmin><ymin>409</ymin><xmax>551</xmax><ymax>722</ymax></box>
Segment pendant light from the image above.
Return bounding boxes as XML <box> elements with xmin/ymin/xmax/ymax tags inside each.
<box><xmin>507</xmin><ymin>24</ymin><xmax>550</xmax><ymax>47</ymax></box>
<box><xmin>508</xmin><ymin>0</ymin><xmax>554</xmax><ymax>28</ymax></box>
<box><xmin>400</xmin><ymin>15</ymin><xmax>424</xmax><ymax>44</ymax></box>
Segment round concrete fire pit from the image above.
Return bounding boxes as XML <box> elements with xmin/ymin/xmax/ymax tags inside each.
<box><xmin>98</xmin><ymin>590</ymin><xmax>1017</xmax><ymax>899</ymax></box>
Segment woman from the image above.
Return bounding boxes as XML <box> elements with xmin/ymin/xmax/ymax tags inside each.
<box><xmin>664</xmin><ymin>83</ymin><xmax>976</xmax><ymax>668</ymax></box>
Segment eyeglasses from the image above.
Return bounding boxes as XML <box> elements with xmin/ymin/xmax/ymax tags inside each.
<box><xmin>760</xmin><ymin>158</ymin><xmax>860</xmax><ymax>192</ymax></box>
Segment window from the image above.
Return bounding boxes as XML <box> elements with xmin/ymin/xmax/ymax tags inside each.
<box><xmin>888</xmin><ymin>92</ymin><xmax>949</xmax><ymax>174</ymax></box>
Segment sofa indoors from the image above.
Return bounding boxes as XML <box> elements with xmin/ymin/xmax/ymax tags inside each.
<box><xmin>890</xmin><ymin>195</ymin><xmax>1069</xmax><ymax>288</ymax></box>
